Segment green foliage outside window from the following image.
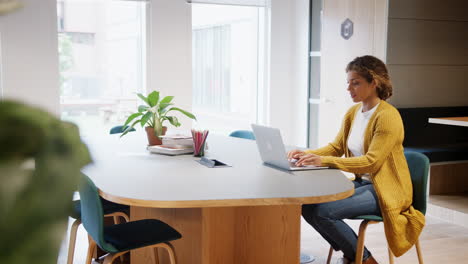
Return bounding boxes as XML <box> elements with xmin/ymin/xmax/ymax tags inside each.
<box><xmin>58</xmin><ymin>34</ymin><xmax>74</xmax><ymax>95</ymax></box>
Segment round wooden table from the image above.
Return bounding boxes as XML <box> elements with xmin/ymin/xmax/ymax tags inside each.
<box><xmin>83</xmin><ymin>133</ymin><xmax>354</xmax><ymax>264</ymax></box>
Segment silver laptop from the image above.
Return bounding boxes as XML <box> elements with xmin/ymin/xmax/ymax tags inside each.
<box><xmin>251</xmin><ymin>124</ymin><xmax>328</xmax><ymax>171</ymax></box>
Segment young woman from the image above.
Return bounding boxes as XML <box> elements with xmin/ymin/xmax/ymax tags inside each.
<box><xmin>288</xmin><ymin>56</ymin><xmax>425</xmax><ymax>264</ymax></box>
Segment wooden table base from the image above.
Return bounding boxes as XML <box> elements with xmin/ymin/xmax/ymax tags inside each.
<box><xmin>130</xmin><ymin>205</ymin><xmax>302</xmax><ymax>264</ymax></box>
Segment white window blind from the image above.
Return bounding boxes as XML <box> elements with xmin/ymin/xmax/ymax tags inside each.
<box><xmin>192</xmin><ymin>25</ymin><xmax>231</xmax><ymax>112</ymax></box>
<box><xmin>187</xmin><ymin>0</ymin><xmax>266</xmax><ymax>7</ymax></box>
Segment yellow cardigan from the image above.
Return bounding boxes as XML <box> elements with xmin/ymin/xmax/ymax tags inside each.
<box><xmin>305</xmin><ymin>100</ymin><xmax>425</xmax><ymax>257</ymax></box>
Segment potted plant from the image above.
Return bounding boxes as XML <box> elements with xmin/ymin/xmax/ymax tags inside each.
<box><xmin>0</xmin><ymin>100</ymin><xmax>91</xmax><ymax>264</ymax></box>
<box><xmin>121</xmin><ymin>91</ymin><xmax>196</xmax><ymax>145</ymax></box>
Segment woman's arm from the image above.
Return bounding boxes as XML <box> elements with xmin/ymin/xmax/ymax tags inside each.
<box><xmin>303</xmin><ymin>107</ymin><xmax>357</xmax><ymax>157</ymax></box>
<box><xmin>289</xmin><ymin>122</ymin><xmax>345</xmax><ymax>159</ymax></box>
<box><xmin>304</xmin><ymin>134</ymin><xmax>344</xmax><ymax>157</ymax></box>
<box><xmin>318</xmin><ymin>111</ymin><xmax>402</xmax><ymax>173</ymax></box>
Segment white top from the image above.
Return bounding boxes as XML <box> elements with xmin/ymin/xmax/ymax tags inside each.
<box><xmin>347</xmin><ymin>103</ymin><xmax>380</xmax><ymax>181</ymax></box>
<box><xmin>82</xmin><ymin>132</ymin><xmax>354</xmax><ymax>208</ymax></box>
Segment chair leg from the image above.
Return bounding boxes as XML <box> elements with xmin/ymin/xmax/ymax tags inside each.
<box><xmin>355</xmin><ymin>220</ymin><xmax>370</xmax><ymax>264</ymax></box>
<box><xmin>67</xmin><ymin>219</ymin><xmax>81</xmax><ymax>264</ymax></box>
<box><xmin>86</xmin><ymin>239</ymin><xmax>97</xmax><ymax>264</ymax></box>
<box><xmin>107</xmin><ymin>212</ymin><xmax>129</xmax><ymax>263</ymax></box>
<box><xmin>111</xmin><ymin>216</ymin><xmax>123</xmax><ymax>263</ymax></box>
<box><xmin>106</xmin><ymin>212</ymin><xmax>130</xmax><ymax>223</ymax></box>
<box><xmin>103</xmin><ymin>251</ymin><xmax>128</xmax><ymax>264</ymax></box>
<box><xmin>415</xmin><ymin>239</ymin><xmax>424</xmax><ymax>264</ymax></box>
<box><xmin>388</xmin><ymin>247</ymin><xmax>395</xmax><ymax>264</ymax></box>
<box><xmin>155</xmin><ymin>242</ymin><xmax>177</xmax><ymax>264</ymax></box>
<box><xmin>153</xmin><ymin>247</ymin><xmax>160</xmax><ymax>264</ymax></box>
<box><xmin>104</xmin><ymin>212</ymin><xmax>130</xmax><ymax>224</ymax></box>
<box><xmin>121</xmin><ymin>212</ymin><xmax>130</xmax><ymax>222</ymax></box>
<box><xmin>326</xmin><ymin>246</ymin><xmax>334</xmax><ymax>264</ymax></box>
<box><xmin>102</xmin><ymin>242</ymin><xmax>176</xmax><ymax>264</ymax></box>
<box><xmin>113</xmin><ymin>215</ymin><xmax>121</xmax><ymax>225</ymax></box>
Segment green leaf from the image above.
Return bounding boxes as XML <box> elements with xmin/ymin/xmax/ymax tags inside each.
<box><xmin>165</xmin><ymin>116</ymin><xmax>181</xmax><ymax>127</ymax></box>
<box><xmin>121</xmin><ymin>119</ymin><xmax>141</xmax><ymax>137</ymax></box>
<box><xmin>159</xmin><ymin>96</ymin><xmax>174</xmax><ymax>105</ymax></box>
<box><xmin>147</xmin><ymin>91</ymin><xmax>160</xmax><ymax>107</ymax></box>
<box><xmin>138</xmin><ymin>105</ymin><xmax>149</xmax><ymax>113</ymax></box>
<box><xmin>140</xmin><ymin>112</ymin><xmax>153</xmax><ymax>127</ymax></box>
<box><xmin>158</xmin><ymin>96</ymin><xmax>174</xmax><ymax>114</ymax></box>
<box><xmin>167</xmin><ymin>107</ymin><xmax>197</xmax><ymax>120</ymax></box>
<box><xmin>123</xmin><ymin>112</ymin><xmax>143</xmax><ymax>127</ymax></box>
<box><xmin>137</xmin><ymin>93</ymin><xmax>149</xmax><ymax>105</ymax></box>
<box><xmin>159</xmin><ymin>103</ymin><xmax>173</xmax><ymax>115</ymax></box>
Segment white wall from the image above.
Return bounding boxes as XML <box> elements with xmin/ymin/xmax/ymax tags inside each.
<box><xmin>147</xmin><ymin>0</ymin><xmax>193</xmax><ymax>131</ymax></box>
<box><xmin>147</xmin><ymin>0</ymin><xmax>311</xmax><ymax>145</ymax></box>
<box><xmin>317</xmin><ymin>0</ymin><xmax>388</xmax><ymax>146</ymax></box>
<box><xmin>0</xmin><ymin>0</ymin><xmax>317</xmax><ymax>148</ymax></box>
<box><xmin>0</xmin><ymin>0</ymin><xmax>60</xmax><ymax>115</ymax></box>
<box><xmin>269</xmin><ymin>0</ymin><xmax>310</xmax><ymax>147</ymax></box>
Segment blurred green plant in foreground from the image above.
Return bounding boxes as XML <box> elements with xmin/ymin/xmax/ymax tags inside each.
<box><xmin>0</xmin><ymin>100</ymin><xmax>91</xmax><ymax>264</ymax></box>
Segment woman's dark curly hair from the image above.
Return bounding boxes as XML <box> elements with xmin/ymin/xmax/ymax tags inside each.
<box><xmin>346</xmin><ymin>55</ymin><xmax>393</xmax><ymax>100</ymax></box>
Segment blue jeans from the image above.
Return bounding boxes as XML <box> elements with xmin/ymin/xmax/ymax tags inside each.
<box><xmin>302</xmin><ymin>179</ymin><xmax>381</xmax><ymax>261</ymax></box>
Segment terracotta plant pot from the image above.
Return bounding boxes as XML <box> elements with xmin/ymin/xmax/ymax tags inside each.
<box><xmin>145</xmin><ymin>126</ymin><xmax>167</xmax><ymax>146</ymax></box>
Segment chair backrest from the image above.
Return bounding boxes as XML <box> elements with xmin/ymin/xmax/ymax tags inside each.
<box><xmin>78</xmin><ymin>175</ymin><xmax>118</xmax><ymax>252</ymax></box>
<box><xmin>109</xmin><ymin>125</ymin><xmax>135</xmax><ymax>134</ymax></box>
<box><xmin>404</xmin><ymin>151</ymin><xmax>430</xmax><ymax>215</ymax></box>
<box><xmin>229</xmin><ymin>130</ymin><xmax>256</xmax><ymax>140</ymax></box>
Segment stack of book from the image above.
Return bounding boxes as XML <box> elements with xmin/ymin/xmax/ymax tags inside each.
<box><xmin>161</xmin><ymin>135</ymin><xmax>193</xmax><ymax>147</ymax></box>
<box><xmin>147</xmin><ymin>134</ymin><xmax>194</xmax><ymax>155</ymax></box>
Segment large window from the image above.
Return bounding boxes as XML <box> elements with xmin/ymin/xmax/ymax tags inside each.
<box><xmin>57</xmin><ymin>0</ymin><xmax>147</xmax><ymax>136</ymax></box>
<box><xmin>192</xmin><ymin>3</ymin><xmax>266</xmax><ymax>134</ymax></box>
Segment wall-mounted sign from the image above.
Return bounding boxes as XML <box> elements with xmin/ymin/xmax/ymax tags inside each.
<box><xmin>341</xmin><ymin>18</ymin><xmax>353</xmax><ymax>40</ymax></box>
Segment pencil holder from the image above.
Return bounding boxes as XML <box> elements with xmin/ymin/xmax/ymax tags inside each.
<box><xmin>192</xmin><ymin>129</ymin><xmax>209</xmax><ymax>157</ymax></box>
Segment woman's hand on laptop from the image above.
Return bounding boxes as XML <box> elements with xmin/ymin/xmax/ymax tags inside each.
<box><xmin>295</xmin><ymin>153</ymin><xmax>322</xmax><ymax>167</ymax></box>
<box><xmin>287</xmin><ymin>150</ymin><xmax>306</xmax><ymax>160</ymax></box>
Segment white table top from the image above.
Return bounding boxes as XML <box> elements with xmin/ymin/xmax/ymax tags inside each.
<box><xmin>83</xmin><ymin>132</ymin><xmax>354</xmax><ymax>208</ymax></box>
<box><xmin>428</xmin><ymin>117</ymin><xmax>468</xmax><ymax>127</ymax></box>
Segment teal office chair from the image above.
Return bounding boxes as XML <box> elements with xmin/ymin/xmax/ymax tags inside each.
<box><xmin>79</xmin><ymin>175</ymin><xmax>181</xmax><ymax>264</ymax></box>
<box><xmin>67</xmin><ymin>198</ymin><xmax>130</xmax><ymax>264</ymax></box>
<box><xmin>229</xmin><ymin>130</ymin><xmax>256</xmax><ymax>140</ymax></box>
<box><xmin>109</xmin><ymin>125</ymin><xmax>135</xmax><ymax>134</ymax></box>
<box><xmin>326</xmin><ymin>151</ymin><xmax>429</xmax><ymax>264</ymax></box>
